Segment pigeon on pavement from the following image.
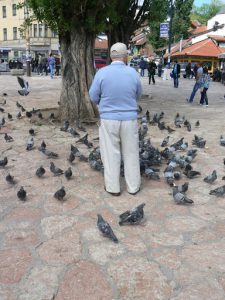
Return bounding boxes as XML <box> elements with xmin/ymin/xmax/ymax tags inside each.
<box><xmin>50</xmin><ymin>162</ymin><xmax>63</xmax><ymax>176</ymax></box>
<box><xmin>119</xmin><ymin>203</ymin><xmax>145</xmax><ymax>225</ymax></box>
<box><xmin>97</xmin><ymin>214</ymin><xmax>118</xmax><ymax>243</ymax></box>
<box><xmin>54</xmin><ymin>186</ymin><xmax>66</xmax><ymax>201</ymax></box>
<box><xmin>203</xmin><ymin>170</ymin><xmax>217</xmax><ymax>184</ymax></box>
<box><xmin>17</xmin><ymin>186</ymin><xmax>27</xmax><ymax>201</ymax></box>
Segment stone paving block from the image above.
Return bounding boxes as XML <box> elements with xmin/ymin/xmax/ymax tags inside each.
<box><xmin>56</xmin><ymin>260</ymin><xmax>113</xmax><ymax>300</ymax></box>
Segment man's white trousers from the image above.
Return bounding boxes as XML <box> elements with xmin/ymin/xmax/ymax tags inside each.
<box><xmin>99</xmin><ymin>119</ymin><xmax>141</xmax><ymax>194</ymax></box>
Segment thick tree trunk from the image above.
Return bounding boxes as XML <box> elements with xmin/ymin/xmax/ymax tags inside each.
<box><xmin>59</xmin><ymin>28</ymin><xmax>99</xmax><ymax>122</ymax></box>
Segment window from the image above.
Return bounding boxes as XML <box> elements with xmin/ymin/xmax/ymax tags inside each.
<box><xmin>44</xmin><ymin>25</ymin><xmax>48</xmax><ymax>37</ymax></box>
<box><xmin>13</xmin><ymin>27</ymin><xmax>17</xmax><ymax>40</ymax></box>
<box><xmin>33</xmin><ymin>24</ymin><xmax>37</xmax><ymax>37</ymax></box>
<box><xmin>14</xmin><ymin>51</ymin><xmax>19</xmax><ymax>58</ymax></box>
<box><xmin>12</xmin><ymin>4</ymin><xmax>16</xmax><ymax>16</ymax></box>
<box><xmin>52</xmin><ymin>31</ymin><xmax>58</xmax><ymax>38</ymax></box>
<box><xmin>2</xmin><ymin>6</ymin><xmax>6</xmax><ymax>18</ymax></box>
<box><xmin>3</xmin><ymin>28</ymin><xmax>7</xmax><ymax>41</ymax></box>
<box><xmin>39</xmin><ymin>24</ymin><xmax>42</xmax><ymax>37</ymax></box>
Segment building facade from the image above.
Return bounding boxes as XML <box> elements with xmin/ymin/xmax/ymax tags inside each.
<box><xmin>0</xmin><ymin>0</ymin><xmax>59</xmax><ymax>61</ymax></box>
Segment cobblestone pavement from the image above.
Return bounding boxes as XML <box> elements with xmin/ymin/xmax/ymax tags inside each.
<box><xmin>0</xmin><ymin>74</ymin><xmax>225</xmax><ymax>300</ymax></box>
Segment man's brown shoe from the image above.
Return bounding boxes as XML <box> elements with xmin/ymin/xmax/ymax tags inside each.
<box><xmin>104</xmin><ymin>186</ymin><xmax>120</xmax><ymax>196</ymax></box>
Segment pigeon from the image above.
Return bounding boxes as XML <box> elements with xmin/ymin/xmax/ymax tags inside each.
<box><xmin>65</xmin><ymin>167</ymin><xmax>72</xmax><ymax>179</ymax></box>
<box><xmin>49</xmin><ymin>113</ymin><xmax>55</xmax><ymax>120</ymax></box>
<box><xmin>60</xmin><ymin>120</ymin><xmax>69</xmax><ymax>132</ymax></box>
<box><xmin>97</xmin><ymin>214</ymin><xmax>118</xmax><ymax>243</ymax></box>
<box><xmin>172</xmin><ymin>188</ymin><xmax>194</xmax><ymax>205</ymax></box>
<box><xmin>4</xmin><ymin>133</ymin><xmax>13</xmax><ymax>142</ymax></box>
<box><xmin>161</xmin><ymin>136</ymin><xmax>170</xmax><ymax>147</ymax></box>
<box><xmin>16</xmin><ymin>111</ymin><xmax>22</xmax><ymax>119</ymax></box>
<box><xmin>50</xmin><ymin>162</ymin><xmax>63</xmax><ymax>175</ymax></box>
<box><xmin>17</xmin><ymin>186</ymin><xmax>27</xmax><ymax>201</ymax></box>
<box><xmin>68</xmin><ymin>152</ymin><xmax>75</xmax><ymax>163</ymax></box>
<box><xmin>119</xmin><ymin>203</ymin><xmax>145</xmax><ymax>225</ymax></box>
<box><xmin>0</xmin><ymin>117</ymin><xmax>5</xmax><ymax>128</ymax></box>
<box><xmin>29</xmin><ymin>128</ymin><xmax>35</xmax><ymax>136</ymax></box>
<box><xmin>146</xmin><ymin>110</ymin><xmax>150</xmax><ymax>122</ymax></box>
<box><xmin>192</xmin><ymin>135</ymin><xmax>206</xmax><ymax>148</ymax></box>
<box><xmin>173</xmin><ymin>182</ymin><xmax>189</xmax><ymax>193</ymax></box>
<box><xmin>5</xmin><ymin>173</ymin><xmax>16</xmax><ymax>185</ymax></box>
<box><xmin>0</xmin><ymin>99</ymin><xmax>6</xmax><ymax>105</ymax></box>
<box><xmin>67</xmin><ymin>127</ymin><xmax>80</xmax><ymax>137</ymax></box>
<box><xmin>17</xmin><ymin>76</ymin><xmax>29</xmax><ymax>96</ymax></box>
<box><xmin>2</xmin><ymin>93</ymin><xmax>7</xmax><ymax>96</ymax></box>
<box><xmin>40</xmin><ymin>140</ymin><xmax>46</xmax><ymax>150</ymax></box>
<box><xmin>79</xmin><ymin>154</ymin><xmax>89</xmax><ymax>162</ymax></box>
<box><xmin>145</xmin><ymin>168</ymin><xmax>160</xmax><ymax>180</ymax></box>
<box><xmin>220</xmin><ymin>135</ymin><xmax>225</xmax><ymax>146</ymax></box>
<box><xmin>195</xmin><ymin>120</ymin><xmax>200</xmax><ymax>127</ymax></box>
<box><xmin>224</xmin><ymin>158</ymin><xmax>225</xmax><ymax>166</ymax></box>
<box><xmin>26</xmin><ymin>137</ymin><xmax>34</xmax><ymax>150</ymax></box>
<box><xmin>184</xmin><ymin>170</ymin><xmax>201</xmax><ymax>179</ymax></box>
<box><xmin>203</xmin><ymin>170</ymin><xmax>217</xmax><ymax>184</ymax></box>
<box><xmin>26</xmin><ymin>111</ymin><xmax>32</xmax><ymax>118</ymax></box>
<box><xmin>0</xmin><ymin>157</ymin><xmax>8</xmax><ymax>167</ymax></box>
<box><xmin>40</xmin><ymin>148</ymin><xmax>59</xmax><ymax>158</ymax></box>
<box><xmin>16</xmin><ymin>101</ymin><xmax>22</xmax><ymax>108</ymax></box>
<box><xmin>209</xmin><ymin>185</ymin><xmax>225</xmax><ymax>197</ymax></box>
<box><xmin>0</xmin><ymin>107</ymin><xmax>4</xmax><ymax>112</ymax></box>
<box><xmin>54</xmin><ymin>186</ymin><xmax>66</xmax><ymax>201</ymax></box>
<box><xmin>38</xmin><ymin>112</ymin><xmax>43</xmax><ymax>119</ymax></box>
<box><xmin>71</xmin><ymin>144</ymin><xmax>81</xmax><ymax>156</ymax></box>
<box><xmin>21</xmin><ymin>105</ymin><xmax>26</xmax><ymax>112</ymax></box>
<box><xmin>8</xmin><ymin>113</ymin><xmax>13</xmax><ymax>121</ymax></box>
<box><xmin>138</xmin><ymin>105</ymin><xmax>143</xmax><ymax>113</ymax></box>
<box><xmin>174</xmin><ymin>171</ymin><xmax>182</xmax><ymax>180</ymax></box>
<box><xmin>36</xmin><ymin>166</ymin><xmax>46</xmax><ymax>178</ymax></box>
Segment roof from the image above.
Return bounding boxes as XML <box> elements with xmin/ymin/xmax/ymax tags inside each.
<box><xmin>170</xmin><ymin>38</ymin><xmax>224</xmax><ymax>58</ymax></box>
<box><xmin>190</xmin><ymin>20</ymin><xmax>202</xmax><ymax>28</ymax></box>
<box><xmin>95</xmin><ymin>39</ymin><xmax>108</xmax><ymax>49</ymax></box>
<box><xmin>189</xmin><ymin>25</ymin><xmax>207</xmax><ymax>35</ymax></box>
<box><xmin>208</xmin><ymin>35</ymin><xmax>225</xmax><ymax>42</ymax></box>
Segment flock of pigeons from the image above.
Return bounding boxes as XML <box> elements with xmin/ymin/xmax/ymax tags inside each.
<box><xmin>1</xmin><ymin>87</ymin><xmax>225</xmax><ymax>243</ymax></box>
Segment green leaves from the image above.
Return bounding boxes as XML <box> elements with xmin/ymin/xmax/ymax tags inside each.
<box><xmin>191</xmin><ymin>0</ymin><xmax>223</xmax><ymax>24</ymax></box>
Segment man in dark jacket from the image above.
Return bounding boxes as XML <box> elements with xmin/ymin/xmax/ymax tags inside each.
<box><xmin>148</xmin><ymin>60</ymin><xmax>157</xmax><ymax>84</ymax></box>
<box><xmin>139</xmin><ymin>57</ymin><xmax>147</xmax><ymax>77</ymax></box>
<box><xmin>172</xmin><ymin>61</ymin><xmax>181</xmax><ymax>88</ymax></box>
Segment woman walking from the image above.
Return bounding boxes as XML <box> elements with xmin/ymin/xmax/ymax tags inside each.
<box><xmin>200</xmin><ymin>67</ymin><xmax>210</xmax><ymax>107</ymax></box>
<box><xmin>48</xmin><ymin>53</ymin><xmax>55</xmax><ymax>79</ymax></box>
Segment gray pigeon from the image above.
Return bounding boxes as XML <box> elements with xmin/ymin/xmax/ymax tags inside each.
<box><xmin>172</xmin><ymin>188</ymin><xmax>194</xmax><ymax>204</ymax></box>
<box><xmin>119</xmin><ymin>203</ymin><xmax>145</xmax><ymax>225</ymax></box>
<box><xmin>97</xmin><ymin>214</ymin><xmax>118</xmax><ymax>243</ymax></box>
<box><xmin>36</xmin><ymin>166</ymin><xmax>46</xmax><ymax>178</ymax></box>
<box><xmin>161</xmin><ymin>136</ymin><xmax>170</xmax><ymax>147</ymax></box>
<box><xmin>65</xmin><ymin>167</ymin><xmax>72</xmax><ymax>179</ymax></box>
<box><xmin>6</xmin><ymin>173</ymin><xmax>16</xmax><ymax>185</ymax></box>
<box><xmin>26</xmin><ymin>137</ymin><xmax>34</xmax><ymax>151</ymax></box>
<box><xmin>17</xmin><ymin>76</ymin><xmax>29</xmax><ymax>96</ymax></box>
<box><xmin>0</xmin><ymin>157</ymin><xmax>8</xmax><ymax>167</ymax></box>
<box><xmin>173</xmin><ymin>182</ymin><xmax>189</xmax><ymax>193</ymax></box>
<box><xmin>54</xmin><ymin>186</ymin><xmax>66</xmax><ymax>201</ymax></box>
<box><xmin>203</xmin><ymin>170</ymin><xmax>217</xmax><ymax>184</ymax></box>
<box><xmin>209</xmin><ymin>185</ymin><xmax>225</xmax><ymax>197</ymax></box>
<box><xmin>220</xmin><ymin>135</ymin><xmax>225</xmax><ymax>146</ymax></box>
<box><xmin>50</xmin><ymin>162</ymin><xmax>63</xmax><ymax>176</ymax></box>
<box><xmin>17</xmin><ymin>186</ymin><xmax>27</xmax><ymax>201</ymax></box>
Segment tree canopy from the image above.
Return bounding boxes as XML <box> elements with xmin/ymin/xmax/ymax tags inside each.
<box><xmin>191</xmin><ymin>0</ymin><xmax>224</xmax><ymax>24</ymax></box>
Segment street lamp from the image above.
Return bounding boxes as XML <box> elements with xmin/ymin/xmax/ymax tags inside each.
<box><xmin>167</xmin><ymin>0</ymin><xmax>174</xmax><ymax>68</ymax></box>
<box><xmin>24</xmin><ymin>1</ymin><xmax>31</xmax><ymax>76</ymax></box>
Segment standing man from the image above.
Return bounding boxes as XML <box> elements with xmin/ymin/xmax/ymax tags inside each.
<box><xmin>89</xmin><ymin>42</ymin><xmax>142</xmax><ymax>196</ymax></box>
<box><xmin>48</xmin><ymin>53</ymin><xmax>55</xmax><ymax>79</ymax></box>
<box><xmin>188</xmin><ymin>62</ymin><xmax>203</xmax><ymax>103</ymax></box>
<box><xmin>158</xmin><ymin>60</ymin><xmax>163</xmax><ymax>77</ymax></box>
<box><xmin>172</xmin><ymin>60</ymin><xmax>180</xmax><ymax>88</ymax></box>
<box><xmin>139</xmin><ymin>57</ymin><xmax>146</xmax><ymax>77</ymax></box>
<box><xmin>148</xmin><ymin>59</ymin><xmax>157</xmax><ymax>84</ymax></box>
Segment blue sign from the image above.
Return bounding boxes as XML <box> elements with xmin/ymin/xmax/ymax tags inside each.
<box><xmin>160</xmin><ymin>23</ymin><xmax>169</xmax><ymax>38</ymax></box>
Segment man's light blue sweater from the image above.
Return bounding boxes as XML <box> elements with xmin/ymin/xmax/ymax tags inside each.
<box><xmin>89</xmin><ymin>61</ymin><xmax>142</xmax><ymax>120</ymax></box>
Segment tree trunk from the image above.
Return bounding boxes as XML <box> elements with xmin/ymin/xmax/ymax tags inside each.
<box><xmin>59</xmin><ymin>28</ymin><xmax>99</xmax><ymax>122</ymax></box>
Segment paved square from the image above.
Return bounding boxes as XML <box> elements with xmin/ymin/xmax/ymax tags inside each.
<box><xmin>0</xmin><ymin>74</ymin><xmax>225</xmax><ymax>299</ymax></box>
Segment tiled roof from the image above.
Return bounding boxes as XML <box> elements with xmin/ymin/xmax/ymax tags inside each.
<box><xmin>208</xmin><ymin>35</ymin><xmax>225</xmax><ymax>42</ymax></box>
<box><xmin>189</xmin><ymin>25</ymin><xmax>207</xmax><ymax>35</ymax></box>
<box><xmin>95</xmin><ymin>39</ymin><xmax>108</xmax><ymax>49</ymax></box>
<box><xmin>171</xmin><ymin>38</ymin><xmax>224</xmax><ymax>58</ymax></box>
<box><xmin>190</xmin><ymin>20</ymin><xmax>202</xmax><ymax>28</ymax></box>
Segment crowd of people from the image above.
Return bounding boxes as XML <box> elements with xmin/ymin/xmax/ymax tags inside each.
<box><xmin>31</xmin><ymin>53</ymin><xmax>61</xmax><ymax>78</ymax></box>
